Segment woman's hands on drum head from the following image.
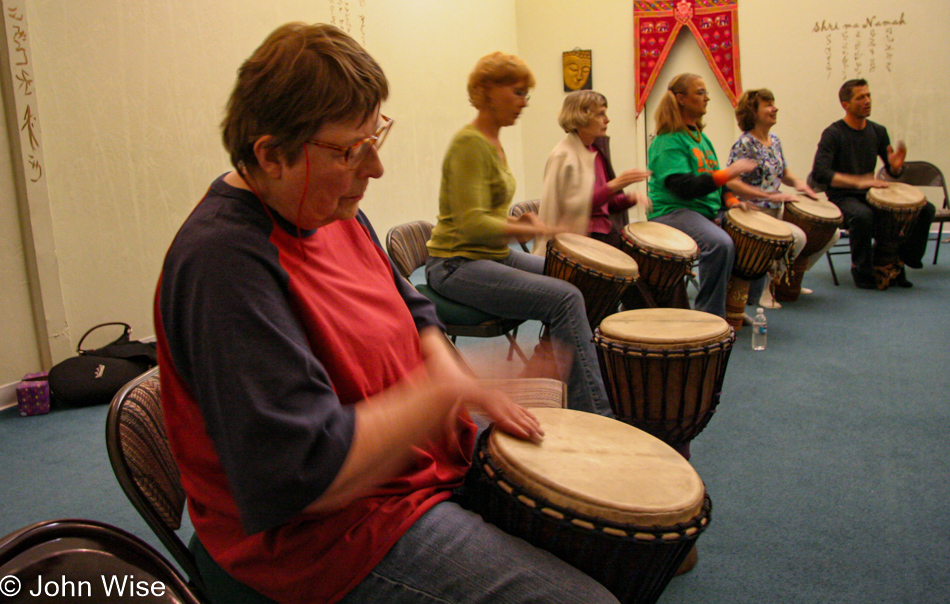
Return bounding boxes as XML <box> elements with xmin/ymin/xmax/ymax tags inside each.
<box><xmin>733</xmin><ymin>200</ymin><xmax>761</xmax><ymax>212</ymax></box>
<box><xmin>465</xmin><ymin>386</ymin><xmax>544</xmax><ymax>443</ymax></box>
<box><xmin>794</xmin><ymin>181</ymin><xmax>819</xmax><ymax>200</ymax></box>
<box><xmin>419</xmin><ymin>328</ymin><xmax>543</xmax><ymax>443</ymax></box>
<box><xmin>768</xmin><ymin>192</ymin><xmax>799</xmax><ymax>204</ymax></box>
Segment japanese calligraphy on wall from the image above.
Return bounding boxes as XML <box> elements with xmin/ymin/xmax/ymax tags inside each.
<box><xmin>4</xmin><ymin>4</ymin><xmax>43</xmax><ymax>184</ymax></box>
<box><xmin>812</xmin><ymin>12</ymin><xmax>906</xmax><ymax>80</ymax></box>
<box><xmin>329</xmin><ymin>0</ymin><xmax>366</xmax><ymax>45</ymax></box>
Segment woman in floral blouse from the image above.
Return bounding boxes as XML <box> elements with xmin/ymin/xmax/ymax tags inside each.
<box><xmin>728</xmin><ymin>88</ymin><xmax>839</xmax><ymax>308</ymax></box>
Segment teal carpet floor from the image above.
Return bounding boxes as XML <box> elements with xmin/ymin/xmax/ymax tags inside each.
<box><xmin>2</xmin><ymin>243</ymin><xmax>948</xmax><ymax>603</ymax></box>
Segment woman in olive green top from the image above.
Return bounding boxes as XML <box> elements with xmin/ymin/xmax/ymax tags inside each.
<box><xmin>426</xmin><ymin>52</ymin><xmax>611</xmax><ymax>417</ymax></box>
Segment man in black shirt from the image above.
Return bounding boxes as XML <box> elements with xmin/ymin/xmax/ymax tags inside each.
<box><xmin>811</xmin><ymin>79</ymin><xmax>934</xmax><ymax>289</ymax></box>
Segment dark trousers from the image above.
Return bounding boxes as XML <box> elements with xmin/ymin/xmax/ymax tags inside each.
<box><xmin>832</xmin><ymin>196</ymin><xmax>936</xmax><ymax>277</ymax></box>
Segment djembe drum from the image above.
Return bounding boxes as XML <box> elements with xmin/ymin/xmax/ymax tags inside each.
<box><xmin>866</xmin><ymin>183</ymin><xmax>927</xmax><ymax>289</ymax></box>
<box><xmin>773</xmin><ymin>193</ymin><xmax>842</xmax><ymax>301</ymax></box>
<box><xmin>620</xmin><ymin>222</ymin><xmax>699</xmax><ymax>308</ymax></box>
<box><xmin>721</xmin><ymin>209</ymin><xmax>794</xmax><ymax>330</ymax></box>
<box><xmin>468</xmin><ymin>407</ymin><xmax>711</xmax><ymax>604</ymax></box>
<box><xmin>544</xmin><ymin>233</ymin><xmax>640</xmax><ymax>330</ymax></box>
<box><xmin>593</xmin><ymin>308</ymin><xmax>735</xmax><ymax>454</ymax></box>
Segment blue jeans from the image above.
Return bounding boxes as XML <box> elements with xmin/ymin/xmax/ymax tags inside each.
<box><xmin>337</xmin><ymin>500</ymin><xmax>620</xmax><ymax>604</ymax></box>
<box><xmin>426</xmin><ymin>250</ymin><xmax>611</xmax><ymax>417</ymax></box>
<box><xmin>652</xmin><ymin>209</ymin><xmax>734</xmax><ymax>318</ymax></box>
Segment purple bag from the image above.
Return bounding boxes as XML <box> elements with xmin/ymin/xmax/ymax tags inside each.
<box><xmin>17</xmin><ymin>372</ymin><xmax>50</xmax><ymax>417</ymax></box>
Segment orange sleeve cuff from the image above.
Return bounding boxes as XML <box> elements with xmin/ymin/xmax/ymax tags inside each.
<box><xmin>723</xmin><ymin>192</ymin><xmax>740</xmax><ymax>208</ymax></box>
<box><xmin>712</xmin><ymin>169</ymin><xmax>731</xmax><ymax>187</ymax></box>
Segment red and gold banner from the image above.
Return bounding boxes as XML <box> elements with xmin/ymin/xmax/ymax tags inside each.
<box><xmin>634</xmin><ymin>0</ymin><xmax>741</xmax><ymax>115</ymax></box>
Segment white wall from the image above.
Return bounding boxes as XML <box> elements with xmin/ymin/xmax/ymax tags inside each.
<box><xmin>2</xmin><ymin>0</ymin><xmax>947</xmax><ymax>390</ymax></box>
<box><xmin>0</xmin><ymin>0</ymin><xmax>522</xmax><ymax>388</ymax></box>
<box><xmin>516</xmin><ymin>0</ymin><xmax>651</xmax><ymax>222</ymax></box>
<box><xmin>519</xmin><ymin>1</ymin><xmax>948</xmax><ymax>197</ymax></box>
<box><xmin>0</xmin><ymin>88</ymin><xmax>42</xmax><ymax>380</ymax></box>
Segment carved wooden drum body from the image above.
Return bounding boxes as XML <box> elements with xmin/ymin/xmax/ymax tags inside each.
<box><xmin>773</xmin><ymin>194</ymin><xmax>842</xmax><ymax>301</ymax></box>
<box><xmin>593</xmin><ymin>308</ymin><xmax>735</xmax><ymax>451</ymax></box>
<box><xmin>721</xmin><ymin>209</ymin><xmax>793</xmax><ymax>330</ymax></box>
<box><xmin>544</xmin><ymin>233</ymin><xmax>640</xmax><ymax>330</ymax></box>
<box><xmin>620</xmin><ymin>222</ymin><xmax>699</xmax><ymax>308</ymax></box>
<box><xmin>469</xmin><ymin>408</ymin><xmax>711</xmax><ymax>604</ymax></box>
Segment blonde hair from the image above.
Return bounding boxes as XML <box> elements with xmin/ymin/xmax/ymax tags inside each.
<box><xmin>467</xmin><ymin>52</ymin><xmax>536</xmax><ymax>109</ymax></box>
<box><xmin>558</xmin><ymin>90</ymin><xmax>607</xmax><ymax>133</ymax></box>
<box><xmin>654</xmin><ymin>73</ymin><xmax>704</xmax><ymax>136</ymax></box>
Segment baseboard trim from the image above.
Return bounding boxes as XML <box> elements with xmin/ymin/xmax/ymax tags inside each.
<box><xmin>1</xmin><ymin>381</ymin><xmax>18</xmax><ymax>412</ymax></box>
<box><xmin>0</xmin><ymin>333</ymin><xmax>156</xmax><ymax>413</ymax></box>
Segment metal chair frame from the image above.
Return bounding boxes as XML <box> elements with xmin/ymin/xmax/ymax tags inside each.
<box><xmin>105</xmin><ymin>367</ymin><xmax>207</xmax><ymax>594</ymax></box>
<box><xmin>808</xmin><ymin>173</ymin><xmax>850</xmax><ymax>286</ymax></box>
<box><xmin>0</xmin><ymin>518</ymin><xmax>205</xmax><ymax>604</ymax></box>
<box><xmin>876</xmin><ymin>161</ymin><xmax>949</xmax><ymax>264</ymax></box>
<box><xmin>508</xmin><ymin>199</ymin><xmax>541</xmax><ymax>252</ymax></box>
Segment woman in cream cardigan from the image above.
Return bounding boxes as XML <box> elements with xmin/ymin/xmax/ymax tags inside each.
<box><xmin>534</xmin><ymin>90</ymin><xmax>651</xmax><ymax>255</ymax></box>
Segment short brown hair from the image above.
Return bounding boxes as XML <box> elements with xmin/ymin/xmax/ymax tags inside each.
<box><xmin>734</xmin><ymin>88</ymin><xmax>775</xmax><ymax>132</ymax></box>
<box><xmin>839</xmin><ymin>78</ymin><xmax>868</xmax><ymax>103</ymax></box>
<box><xmin>558</xmin><ymin>90</ymin><xmax>607</xmax><ymax>133</ymax></box>
<box><xmin>222</xmin><ymin>22</ymin><xmax>389</xmax><ymax>170</ymax></box>
<box><xmin>467</xmin><ymin>52</ymin><xmax>535</xmax><ymax>110</ymax></box>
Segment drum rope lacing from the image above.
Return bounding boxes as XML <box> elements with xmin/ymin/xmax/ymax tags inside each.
<box><xmin>593</xmin><ymin>330</ymin><xmax>736</xmax><ymax>448</ymax></box>
<box><xmin>545</xmin><ymin>246</ymin><xmax>639</xmax><ymax>285</ymax></box>
<box><xmin>723</xmin><ymin>220</ymin><xmax>795</xmax><ymax>282</ymax></box>
<box><xmin>470</xmin><ymin>430</ymin><xmax>712</xmax><ymax>542</ymax></box>
<box><xmin>620</xmin><ymin>243</ymin><xmax>699</xmax><ymax>264</ymax></box>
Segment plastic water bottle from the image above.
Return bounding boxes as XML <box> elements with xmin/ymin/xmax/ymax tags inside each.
<box><xmin>752</xmin><ymin>307</ymin><xmax>767</xmax><ymax>351</ymax></box>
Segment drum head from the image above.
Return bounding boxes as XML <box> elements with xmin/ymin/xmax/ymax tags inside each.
<box><xmin>488</xmin><ymin>408</ymin><xmax>705</xmax><ymax>526</ymax></box>
<box><xmin>598</xmin><ymin>308</ymin><xmax>732</xmax><ymax>350</ymax></box>
<box><xmin>725</xmin><ymin>208</ymin><xmax>794</xmax><ymax>240</ymax></box>
<box><xmin>551</xmin><ymin>233</ymin><xmax>640</xmax><ymax>277</ymax></box>
<box><xmin>788</xmin><ymin>194</ymin><xmax>842</xmax><ymax>221</ymax></box>
<box><xmin>622</xmin><ymin>222</ymin><xmax>700</xmax><ymax>259</ymax></box>
<box><xmin>867</xmin><ymin>182</ymin><xmax>927</xmax><ymax>209</ymax></box>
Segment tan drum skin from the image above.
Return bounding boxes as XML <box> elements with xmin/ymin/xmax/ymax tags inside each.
<box><xmin>722</xmin><ymin>209</ymin><xmax>794</xmax><ymax>329</ymax></box>
<box><xmin>545</xmin><ymin>233</ymin><xmax>639</xmax><ymax>329</ymax></box>
<box><xmin>621</xmin><ymin>222</ymin><xmax>699</xmax><ymax>260</ymax></box>
<box><xmin>594</xmin><ymin>309</ymin><xmax>735</xmax><ymax>450</ymax></box>
<box><xmin>471</xmin><ymin>407</ymin><xmax>712</xmax><ymax>604</ymax></box>
<box><xmin>488</xmin><ymin>407</ymin><xmax>705</xmax><ymax>527</ymax></box>
<box><xmin>550</xmin><ymin>233</ymin><xmax>640</xmax><ymax>278</ymax></box>
<box><xmin>774</xmin><ymin>194</ymin><xmax>843</xmax><ymax>301</ymax></box>
<box><xmin>621</xmin><ymin>223</ymin><xmax>698</xmax><ymax>308</ymax></box>
<box><xmin>866</xmin><ymin>182</ymin><xmax>927</xmax><ymax>212</ymax></box>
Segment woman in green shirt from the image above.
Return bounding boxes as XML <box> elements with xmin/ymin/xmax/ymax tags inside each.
<box><xmin>647</xmin><ymin>73</ymin><xmax>755</xmax><ymax>318</ymax></box>
<box><xmin>426</xmin><ymin>52</ymin><xmax>611</xmax><ymax>418</ymax></box>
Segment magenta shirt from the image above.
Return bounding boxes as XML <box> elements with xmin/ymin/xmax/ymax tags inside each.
<box><xmin>589</xmin><ymin>147</ymin><xmax>634</xmax><ymax>235</ymax></box>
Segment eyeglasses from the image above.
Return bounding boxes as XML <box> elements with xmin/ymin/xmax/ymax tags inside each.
<box><xmin>307</xmin><ymin>115</ymin><xmax>393</xmax><ymax>168</ymax></box>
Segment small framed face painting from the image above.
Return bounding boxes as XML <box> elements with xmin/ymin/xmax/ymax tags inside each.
<box><xmin>563</xmin><ymin>49</ymin><xmax>592</xmax><ymax>92</ymax></box>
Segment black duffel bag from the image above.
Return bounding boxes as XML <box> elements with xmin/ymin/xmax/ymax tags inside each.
<box><xmin>48</xmin><ymin>322</ymin><xmax>158</xmax><ymax>407</ymax></box>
